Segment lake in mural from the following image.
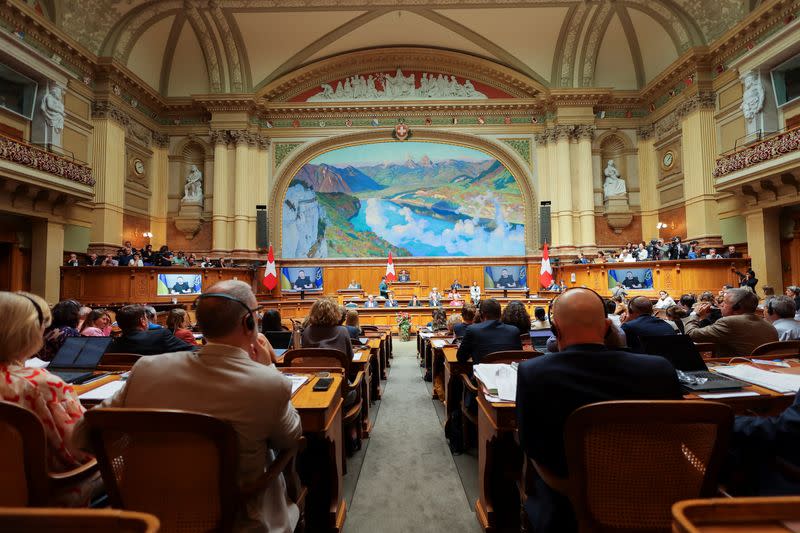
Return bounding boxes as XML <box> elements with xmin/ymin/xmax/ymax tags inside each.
<box><xmin>281</xmin><ymin>141</ymin><xmax>525</xmax><ymax>258</ymax></box>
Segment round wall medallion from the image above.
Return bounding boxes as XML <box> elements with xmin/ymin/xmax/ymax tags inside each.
<box><xmin>662</xmin><ymin>150</ymin><xmax>674</xmax><ymax>170</ymax></box>
<box><xmin>133</xmin><ymin>158</ymin><xmax>145</xmax><ymax>175</ymax></box>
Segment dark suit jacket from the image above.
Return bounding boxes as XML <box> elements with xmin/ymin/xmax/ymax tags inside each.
<box><xmin>516</xmin><ymin>345</ymin><xmax>682</xmax><ymax>532</ymax></box>
<box><xmin>106</xmin><ymin>329</ymin><xmax>194</xmax><ymax>355</ymax></box>
<box><xmin>453</xmin><ymin>321</ymin><xmax>470</xmax><ymax>338</ymax></box>
<box><xmin>620</xmin><ymin>314</ymin><xmax>675</xmax><ymax>353</ymax></box>
<box><xmin>456</xmin><ymin>319</ymin><xmax>521</xmax><ymax>364</ymax></box>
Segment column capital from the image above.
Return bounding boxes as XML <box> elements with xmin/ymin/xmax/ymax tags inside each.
<box><xmin>256</xmin><ymin>135</ymin><xmax>271</xmax><ymax>150</ymax></box>
<box><xmin>636</xmin><ymin>125</ymin><xmax>654</xmax><ymax>141</ymax></box>
<box><xmin>92</xmin><ymin>101</ymin><xmax>129</xmax><ymax>127</ymax></box>
<box><xmin>153</xmin><ymin>132</ymin><xmax>170</xmax><ymax>148</ymax></box>
<box><xmin>553</xmin><ymin>124</ymin><xmax>575</xmax><ymax>141</ymax></box>
<box><xmin>229</xmin><ymin>129</ymin><xmax>251</xmax><ymax>146</ymax></box>
<box><xmin>677</xmin><ymin>91</ymin><xmax>716</xmax><ymax>119</ymax></box>
<box><xmin>210</xmin><ymin>129</ymin><xmax>229</xmax><ymax>145</ymax></box>
<box><xmin>573</xmin><ymin>124</ymin><xmax>595</xmax><ymax>141</ymax></box>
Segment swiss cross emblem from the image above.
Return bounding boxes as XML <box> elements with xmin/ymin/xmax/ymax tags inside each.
<box><xmin>394</xmin><ymin>123</ymin><xmax>410</xmax><ymax>141</ymax></box>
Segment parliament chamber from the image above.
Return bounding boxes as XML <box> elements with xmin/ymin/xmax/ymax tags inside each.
<box><xmin>3</xmin><ymin>0</ymin><xmax>800</xmax><ymax>532</ymax></box>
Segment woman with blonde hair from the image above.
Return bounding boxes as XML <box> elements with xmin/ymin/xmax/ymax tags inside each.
<box><xmin>300</xmin><ymin>298</ymin><xmax>353</xmax><ymax>359</ymax></box>
<box><xmin>166</xmin><ymin>308</ymin><xmax>196</xmax><ymax>345</ymax></box>
<box><xmin>0</xmin><ymin>291</ymin><xmax>100</xmax><ymax>504</ymax></box>
<box><xmin>80</xmin><ymin>309</ymin><xmax>112</xmax><ymax>336</ymax></box>
<box><xmin>344</xmin><ymin>309</ymin><xmax>362</xmax><ymax>340</ymax></box>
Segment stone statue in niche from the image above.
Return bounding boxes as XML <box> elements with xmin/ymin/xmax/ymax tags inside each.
<box><xmin>602</xmin><ymin>160</ymin><xmax>627</xmax><ymax>198</ymax></box>
<box><xmin>182</xmin><ymin>164</ymin><xmax>203</xmax><ymax>202</ymax></box>
<box><xmin>40</xmin><ymin>86</ymin><xmax>65</xmax><ymax>133</ymax></box>
<box><xmin>741</xmin><ymin>72</ymin><xmax>765</xmax><ymax>124</ymax></box>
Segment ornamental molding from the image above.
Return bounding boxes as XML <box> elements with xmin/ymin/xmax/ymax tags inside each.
<box><xmin>0</xmin><ymin>135</ymin><xmax>95</xmax><ymax>187</ymax></box>
<box><xmin>636</xmin><ymin>125</ymin><xmax>654</xmax><ymax>141</ymax></box>
<box><xmin>574</xmin><ymin>124</ymin><xmax>596</xmax><ymax>141</ymax></box>
<box><xmin>92</xmin><ymin>101</ymin><xmax>130</xmax><ymax>126</ymax></box>
<box><xmin>676</xmin><ymin>91</ymin><xmax>717</xmax><ymax>119</ymax></box>
<box><xmin>713</xmin><ymin>127</ymin><xmax>800</xmax><ymax>179</ymax></box>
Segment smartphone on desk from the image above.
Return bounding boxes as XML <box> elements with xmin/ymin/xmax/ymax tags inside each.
<box><xmin>313</xmin><ymin>377</ymin><xmax>334</xmax><ymax>392</ymax></box>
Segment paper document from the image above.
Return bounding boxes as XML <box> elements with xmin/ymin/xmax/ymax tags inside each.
<box><xmin>431</xmin><ymin>340</ymin><xmax>446</xmax><ymax>349</ymax></box>
<box><xmin>473</xmin><ymin>363</ymin><xmax>518</xmax><ymax>402</ymax></box>
<box><xmin>25</xmin><ymin>357</ymin><xmax>49</xmax><ymax>368</ymax></box>
<box><xmin>713</xmin><ymin>365</ymin><xmax>800</xmax><ymax>394</ymax></box>
<box><xmin>698</xmin><ymin>391</ymin><xmax>761</xmax><ymax>399</ymax></box>
<box><xmin>79</xmin><ymin>380</ymin><xmax>125</xmax><ymax>401</ymax></box>
<box><xmin>353</xmin><ymin>352</ymin><xmax>365</xmax><ymax>361</ymax></box>
<box><xmin>285</xmin><ymin>375</ymin><xmax>309</xmax><ymax>397</ymax></box>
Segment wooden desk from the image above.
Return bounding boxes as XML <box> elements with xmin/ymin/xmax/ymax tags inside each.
<box><xmin>389</xmin><ymin>281</ymin><xmax>421</xmax><ymax>299</ymax></box>
<box><xmin>673</xmin><ymin>497</ymin><xmax>800</xmax><ymax>533</ymax></box>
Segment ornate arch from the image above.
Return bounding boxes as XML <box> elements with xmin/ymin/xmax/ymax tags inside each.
<box><xmin>268</xmin><ymin>129</ymin><xmax>539</xmax><ymax>258</ymax></box>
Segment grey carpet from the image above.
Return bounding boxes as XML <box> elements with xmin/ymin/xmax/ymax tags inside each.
<box><xmin>344</xmin><ymin>340</ymin><xmax>482</xmax><ymax>533</ymax></box>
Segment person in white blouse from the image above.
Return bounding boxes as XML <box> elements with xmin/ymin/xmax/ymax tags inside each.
<box><xmin>636</xmin><ymin>242</ymin><xmax>648</xmax><ymax>261</ymax></box>
<box><xmin>622</xmin><ymin>251</ymin><xmax>636</xmax><ymax>263</ymax></box>
<box><xmin>654</xmin><ymin>290</ymin><xmax>677</xmax><ymax>310</ymax></box>
<box><xmin>469</xmin><ymin>281</ymin><xmax>481</xmax><ymax>304</ymax></box>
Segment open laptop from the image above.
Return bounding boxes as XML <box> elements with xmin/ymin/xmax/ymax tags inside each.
<box><xmin>48</xmin><ymin>336</ymin><xmax>112</xmax><ymax>384</ymax></box>
<box><xmin>529</xmin><ymin>329</ymin><xmax>552</xmax><ymax>352</ymax></box>
<box><xmin>265</xmin><ymin>331</ymin><xmax>293</xmax><ymax>350</ymax></box>
<box><xmin>639</xmin><ymin>335</ymin><xmax>747</xmax><ymax>392</ymax></box>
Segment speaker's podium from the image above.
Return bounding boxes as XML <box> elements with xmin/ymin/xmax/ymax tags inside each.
<box><xmin>485</xmin><ymin>287</ymin><xmax>529</xmax><ymax>300</ymax></box>
<box><xmin>389</xmin><ymin>281</ymin><xmax>420</xmax><ymax>299</ymax></box>
<box><xmin>337</xmin><ymin>288</ymin><xmax>365</xmax><ymax>304</ymax></box>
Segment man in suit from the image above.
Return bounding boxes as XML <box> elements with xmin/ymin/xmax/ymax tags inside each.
<box><xmin>378</xmin><ymin>276</ymin><xmax>389</xmax><ymax>298</ymax></box>
<box><xmin>75</xmin><ymin>280</ymin><xmax>301</xmax><ymax>532</ymax></box>
<box><xmin>384</xmin><ymin>292</ymin><xmax>399</xmax><ymax>307</ymax></box>
<box><xmin>363</xmin><ymin>295</ymin><xmax>379</xmax><ymax>308</ymax></box>
<box><xmin>516</xmin><ymin>288</ymin><xmax>682</xmax><ymax>532</ymax></box>
<box><xmin>456</xmin><ymin>299</ymin><xmax>522</xmax><ymax>364</ymax></box>
<box><xmin>723</xmin><ymin>245</ymin><xmax>741</xmax><ymax>259</ymax></box>
<box><xmin>620</xmin><ymin>295</ymin><xmax>675</xmax><ymax>353</ymax></box>
<box><xmin>398</xmin><ymin>270</ymin><xmax>410</xmax><ymax>282</ymax></box>
<box><xmin>107</xmin><ymin>305</ymin><xmax>194</xmax><ymax>355</ymax></box>
<box><xmin>685</xmin><ymin>287</ymin><xmax>778</xmax><ymax>356</ymax></box>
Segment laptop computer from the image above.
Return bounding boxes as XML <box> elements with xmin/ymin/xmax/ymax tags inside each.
<box><xmin>639</xmin><ymin>335</ymin><xmax>747</xmax><ymax>392</ymax></box>
<box><xmin>265</xmin><ymin>331</ymin><xmax>293</xmax><ymax>350</ymax></box>
<box><xmin>529</xmin><ymin>329</ymin><xmax>552</xmax><ymax>352</ymax></box>
<box><xmin>48</xmin><ymin>336</ymin><xmax>113</xmax><ymax>384</ymax></box>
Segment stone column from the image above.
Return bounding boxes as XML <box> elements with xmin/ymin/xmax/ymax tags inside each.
<box><xmin>231</xmin><ymin>130</ymin><xmax>251</xmax><ymax>252</ymax></box>
<box><xmin>575</xmin><ymin>125</ymin><xmax>596</xmax><ymax>248</ymax></box>
<box><xmin>680</xmin><ymin>93</ymin><xmax>721</xmax><ymax>243</ymax></box>
<box><xmin>149</xmin><ymin>134</ymin><xmax>169</xmax><ymax>249</ymax></box>
<box><xmin>31</xmin><ymin>219</ymin><xmax>64</xmax><ymax>303</ymax></box>
<box><xmin>554</xmin><ymin>125</ymin><xmax>574</xmax><ymax>249</ymax></box>
<box><xmin>637</xmin><ymin>125</ymin><xmax>659</xmax><ymax>241</ymax></box>
<box><xmin>211</xmin><ymin>130</ymin><xmax>230</xmax><ymax>253</ymax></box>
<box><xmin>745</xmin><ymin>207</ymin><xmax>782</xmax><ymax>296</ymax></box>
<box><xmin>88</xmin><ymin>104</ymin><xmax>127</xmax><ymax>253</ymax></box>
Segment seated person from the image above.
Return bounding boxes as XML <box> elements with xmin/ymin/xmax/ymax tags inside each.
<box><xmin>293</xmin><ymin>270</ymin><xmax>314</xmax><ymax>290</ymax></box>
<box><xmin>37</xmin><ymin>299</ymin><xmax>82</xmax><ymax>361</ymax></box>
<box><xmin>620</xmin><ymin>296</ymin><xmax>676</xmax><ymax>353</ymax></box>
<box><xmin>171</xmin><ymin>251</ymin><xmax>188</xmax><ymax>266</ymax></box>
<box><xmin>573</xmin><ymin>252</ymin><xmax>590</xmax><ymax>264</ymax></box>
<box><xmin>301</xmin><ymin>298</ymin><xmax>353</xmax><ymax>360</ymax></box>
<box><xmin>428</xmin><ymin>288</ymin><xmax>442</xmax><ymax>307</ymax></box>
<box><xmin>705</xmin><ymin>248</ymin><xmax>723</xmax><ymax>259</ymax></box>
<box><xmin>65</xmin><ymin>253</ymin><xmax>79</xmax><ymax>266</ymax></box>
<box><xmin>446</xmin><ymin>314</ymin><xmax>462</xmax><ymax>335</ymax></box>
<box><xmin>170</xmin><ymin>275</ymin><xmax>193</xmax><ymax>294</ymax></box>
<box><xmin>261</xmin><ymin>309</ymin><xmax>289</xmax><ymax>332</ymax></box>
<box><xmin>457</xmin><ymin>299</ymin><xmax>522</xmax><ymax>364</ymax></box>
<box><xmin>764</xmin><ymin>295</ymin><xmax>800</xmax><ymax>341</ymax></box>
<box><xmin>665</xmin><ymin>304</ymin><xmax>689</xmax><ymax>334</ymax></box>
<box><xmin>723</xmin><ymin>245</ymin><xmax>741</xmax><ymax>259</ymax></box>
<box><xmin>453</xmin><ymin>304</ymin><xmax>476</xmax><ymax>338</ymax></box>
<box><xmin>80</xmin><ymin>309</ymin><xmax>112</xmax><ymax>336</ymax></box>
<box><xmin>451</xmin><ymin>279</ymin><xmax>462</xmax><ymax>290</ymax></box>
<box><xmin>653</xmin><ymin>290</ymin><xmax>676</xmax><ymax>309</ymax></box>
<box><xmin>166</xmin><ymin>308</ymin><xmax>197</xmax><ymax>346</ymax></box>
<box><xmin>347</xmin><ymin>279</ymin><xmax>361</xmax><ymax>289</ymax></box>
<box><xmin>128</xmin><ymin>253</ymin><xmax>144</xmax><ymax>267</ymax></box>
<box><xmin>697</xmin><ymin>291</ymin><xmax>723</xmax><ymax>327</ymax></box>
<box><xmin>408</xmin><ymin>294</ymin><xmax>423</xmax><ymax>307</ymax></box>
<box><xmin>593</xmin><ymin>250</ymin><xmax>607</xmax><ymax>263</ymax></box>
<box><xmin>502</xmin><ymin>300</ymin><xmax>531</xmax><ymax>335</ymax></box>
<box><xmin>516</xmin><ymin>288</ymin><xmax>682</xmax><ymax>532</ymax></box>
<box><xmin>75</xmin><ymin>281</ymin><xmax>300</xmax><ymax>531</ymax></box>
<box><xmin>531</xmin><ymin>306</ymin><xmax>550</xmax><ymax>330</ymax></box>
<box><xmin>398</xmin><ymin>269</ymin><xmax>411</xmax><ymax>282</ymax></box>
<box><xmin>685</xmin><ymin>288</ymin><xmax>778</xmax><ymax>357</ymax></box>
<box><xmin>621</xmin><ymin>270</ymin><xmax>643</xmax><ymax>289</ymax></box>
<box><xmin>106</xmin><ymin>305</ymin><xmax>194</xmax><ymax>355</ymax></box>
<box><xmin>611</xmin><ymin>283</ymin><xmax>628</xmax><ymax>300</ymax></box>
<box><xmin>559</xmin><ymin>280</ymin><xmax>568</xmax><ymax>292</ymax></box>
<box><xmin>447</xmin><ymin>289</ymin><xmax>463</xmax><ymax>307</ymax></box>
<box><xmin>495</xmin><ymin>269</ymin><xmax>517</xmax><ymax>288</ymax></box>
<box><xmin>545</xmin><ymin>279</ymin><xmax>560</xmax><ymax>292</ymax></box>
<box><xmin>86</xmin><ymin>253</ymin><xmax>101</xmax><ymax>266</ymax></box>
<box><xmin>428</xmin><ymin>307</ymin><xmax>448</xmax><ymax>331</ymax></box>
<box><xmin>344</xmin><ymin>309</ymin><xmax>362</xmax><ymax>340</ymax></box>
<box><xmin>0</xmin><ymin>292</ymin><xmax>101</xmax><ymax>506</ymax></box>
<box><xmin>344</xmin><ymin>299</ymin><xmax>359</xmax><ymax>309</ymax></box>
<box><xmin>384</xmin><ymin>292</ymin><xmax>399</xmax><ymax>307</ymax></box>
<box><xmin>363</xmin><ymin>295</ymin><xmax>379</xmax><ymax>308</ymax></box>
<box><xmin>144</xmin><ymin>306</ymin><xmax>163</xmax><ymax>329</ymax></box>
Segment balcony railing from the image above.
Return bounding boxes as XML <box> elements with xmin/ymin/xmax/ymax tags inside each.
<box><xmin>713</xmin><ymin>126</ymin><xmax>800</xmax><ymax>179</ymax></box>
<box><xmin>0</xmin><ymin>133</ymin><xmax>94</xmax><ymax>186</ymax></box>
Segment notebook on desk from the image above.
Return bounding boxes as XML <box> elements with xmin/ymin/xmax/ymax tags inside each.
<box><xmin>639</xmin><ymin>335</ymin><xmax>747</xmax><ymax>392</ymax></box>
<box><xmin>49</xmin><ymin>336</ymin><xmax>112</xmax><ymax>384</ymax></box>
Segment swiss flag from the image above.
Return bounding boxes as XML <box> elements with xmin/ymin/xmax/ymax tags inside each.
<box><xmin>262</xmin><ymin>245</ymin><xmax>277</xmax><ymax>290</ymax></box>
<box><xmin>539</xmin><ymin>242</ymin><xmax>553</xmax><ymax>288</ymax></box>
<box><xmin>385</xmin><ymin>252</ymin><xmax>396</xmax><ymax>282</ymax></box>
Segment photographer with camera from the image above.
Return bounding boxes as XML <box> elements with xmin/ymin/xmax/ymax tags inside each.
<box><xmin>667</xmin><ymin>236</ymin><xmax>688</xmax><ymax>260</ymax></box>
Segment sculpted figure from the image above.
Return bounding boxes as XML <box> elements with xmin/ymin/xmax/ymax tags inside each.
<box><xmin>183</xmin><ymin>165</ymin><xmax>203</xmax><ymax>202</ymax></box>
<box><xmin>603</xmin><ymin>160</ymin><xmax>627</xmax><ymax>198</ymax></box>
<box><xmin>40</xmin><ymin>86</ymin><xmax>65</xmax><ymax>133</ymax></box>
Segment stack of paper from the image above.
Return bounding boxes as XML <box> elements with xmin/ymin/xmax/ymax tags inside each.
<box><xmin>431</xmin><ymin>339</ymin><xmax>446</xmax><ymax>349</ymax></box>
<box><xmin>285</xmin><ymin>375</ymin><xmax>309</xmax><ymax>397</ymax></box>
<box><xmin>473</xmin><ymin>363</ymin><xmax>518</xmax><ymax>402</ymax></box>
<box><xmin>353</xmin><ymin>351</ymin><xmax>365</xmax><ymax>361</ymax></box>
<box><xmin>714</xmin><ymin>365</ymin><xmax>800</xmax><ymax>394</ymax></box>
<box><xmin>25</xmin><ymin>357</ymin><xmax>49</xmax><ymax>368</ymax></box>
<box><xmin>78</xmin><ymin>380</ymin><xmax>125</xmax><ymax>401</ymax></box>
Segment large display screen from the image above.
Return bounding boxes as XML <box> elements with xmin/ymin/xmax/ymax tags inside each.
<box><xmin>157</xmin><ymin>273</ymin><xmax>202</xmax><ymax>296</ymax></box>
<box><xmin>608</xmin><ymin>268</ymin><xmax>654</xmax><ymax>290</ymax></box>
<box><xmin>483</xmin><ymin>266</ymin><xmax>527</xmax><ymax>289</ymax></box>
<box><xmin>281</xmin><ymin>267</ymin><xmax>323</xmax><ymax>291</ymax></box>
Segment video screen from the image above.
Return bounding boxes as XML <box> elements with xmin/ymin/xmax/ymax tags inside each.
<box><xmin>608</xmin><ymin>268</ymin><xmax>653</xmax><ymax>290</ymax></box>
<box><xmin>281</xmin><ymin>267</ymin><xmax>323</xmax><ymax>292</ymax></box>
<box><xmin>157</xmin><ymin>273</ymin><xmax>202</xmax><ymax>296</ymax></box>
<box><xmin>483</xmin><ymin>266</ymin><xmax>527</xmax><ymax>289</ymax></box>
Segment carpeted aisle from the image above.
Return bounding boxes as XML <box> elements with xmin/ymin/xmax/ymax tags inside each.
<box><xmin>343</xmin><ymin>338</ymin><xmax>482</xmax><ymax>533</ymax></box>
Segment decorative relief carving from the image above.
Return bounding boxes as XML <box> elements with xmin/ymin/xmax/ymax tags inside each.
<box><xmin>92</xmin><ymin>102</ymin><xmax>130</xmax><ymax>126</ymax></box>
<box><xmin>0</xmin><ymin>135</ymin><xmax>94</xmax><ymax>186</ymax></box>
<box><xmin>580</xmin><ymin>1</ymin><xmax>614</xmax><ymax>87</ymax></box>
<box><xmin>184</xmin><ymin>1</ymin><xmax>222</xmax><ymax>92</ymax></box>
<box><xmin>713</xmin><ymin>127</ymin><xmax>800</xmax><ymax>178</ymax></box>
<box><xmin>559</xmin><ymin>2</ymin><xmax>589</xmax><ymax>87</ymax></box>
<box><xmin>210</xmin><ymin>130</ymin><xmax>229</xmax><ymax>146</ymax></box>
<box><xmin>554</xmin><ymin>124</ymin><xmax>575</xmax><ymax>141</ymax></box>
<box><xmin>574</xmin><ymin>125</ymin><xmax>595</xmax><ymax>141</ymax></box>
<box><xmin>210</xmin><ymin>0</ymin><xmax>243</xmax><ymax>92</ymax></box>
<box><xmin>636</xmin><ymin>125</ymin><xmax>654</xmax><ymax>141</ymax></box>
<box><xmin>676</xmin><ymin>92</ymin><xmax>716</xmax><ymax>118</ymax></box>
<box><xmin>153</xmin><ymin>133</ymin><xmax>170</xmax><ymax>148</ymax></box>
<box><xmin>274</xmin><ymin>142</ymin><xmax>303</xmax><ymax>169</ymax></box>
<box><xmin>500</xmin><ymin>138</ymin><xmax>532</xmax><ymax>165</ymax></box>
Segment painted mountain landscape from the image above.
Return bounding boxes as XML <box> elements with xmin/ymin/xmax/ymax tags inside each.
<box><xmin>282</xmin><ymin>141</ymin><xmax>525</xmax><ymax>258</ymax></box>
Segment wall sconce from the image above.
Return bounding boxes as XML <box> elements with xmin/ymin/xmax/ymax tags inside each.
<box><xmin>656</xmin><ymin>222</ymin><xmax>667</xmax><ymax>230</ymax></box>
<box><xmin>142</xmin><ymin>232</ymin><xmax>153</xmax><ymax>239</ymax></box>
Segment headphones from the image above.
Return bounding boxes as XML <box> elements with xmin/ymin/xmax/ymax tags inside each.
<box><xmin>194</xmin><ymin>293</ymin><xmax>256</xmax><ymax>331</ymax></box>
<box><xmin>548</xmin><ymin>287</ymin><xmax>608</xmax><ymax>338</ymax></box>
<box><xmin>19</xmin><ymin>294</ymin><xmax>43</xmax><ymax>326</ymax></box>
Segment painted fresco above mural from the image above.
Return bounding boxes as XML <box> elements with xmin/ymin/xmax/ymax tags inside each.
<box><xmin>281</xmin><ymin>141</ymin><xmax>525</xmax><ymax>259</ymax></box>
<box><xmin>290</xmin><ymin>70</ymin><xmax>513</xmax><ymax>102</ymax></box>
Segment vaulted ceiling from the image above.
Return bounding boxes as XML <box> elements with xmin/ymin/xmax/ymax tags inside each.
<box><xmin>31</xmin><ymin>0</ymin><xmax>753</xmax><ymax>97</ymax></box>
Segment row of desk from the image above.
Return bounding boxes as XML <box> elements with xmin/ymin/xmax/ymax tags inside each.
<box><xmin>76</xmin><ymin>328</ymin><xmax>394</xmax><ymax>533</ymax></box>
<box><xmin>417</xmin><ymin>332</ymin><xmax>799</xmax><ymax>532</ymax></box>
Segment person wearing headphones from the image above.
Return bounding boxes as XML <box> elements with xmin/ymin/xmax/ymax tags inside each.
<box><xmin>105</xmin><ymin>304</ymin><xmax>194</xmax><ymax>355</ymax></box>
<box><xmin>763</xmin><ymin>295</ymin><xmax>800</xmax><ymax>341</ymax></box>
<box><xmin>515</xmin><ymin>288</ymin><xmax>682</xmax><ymax>533</ymax></box>
<box><xmin>686</xmin><ymin>287</ymin><xmax>778</xmax><ymax>356</ymax></box>
<box><xmin>74</xmin><ymin>280</ymin><xmax>300</xmax><ymax>532</ymax></box>
<box><xmin>620</xmin><ymin>296</ymin><xmax>676</xmax><ymax>353</ymax></box>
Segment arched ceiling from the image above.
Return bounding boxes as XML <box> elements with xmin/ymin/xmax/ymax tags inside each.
<box><xmin>42</xmin><ymin>0</ymin><xmax>752</xmax><ymax>97</ymax></box>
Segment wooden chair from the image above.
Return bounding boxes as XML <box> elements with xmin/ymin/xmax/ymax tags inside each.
<box><xmin>281</xmin><ymin>348</ymin><xmax>365</xmax><ymax>461</ymax></box>
<box><xmin>459</xmin><ymin>350</ymin><xmax>540</xmax><ymax>450</ymax></box>
<box><xmin>0</xmin><ymin>401</ymin><xmax>98</xmax><ymax>507</ymax></box>
<box><xmin>85</xmin><ymin>408</ymin><xmax>306</xmax><ymax>533</ymax></box>
<box><xmin>751</xmin><ymin>340</ymin><xmax>800</xmax><ymax>358</ymax></box>
<box><xmin>528</xmin><ymin>400</ymin><xmax>733</xmax><ymax>533</ymax></box>
<box><xmin>98</xmin><ymin>352</ymin><xmax>142</xmax><ymax>371</ymax></box>
<box><xmin>672</xmin><ymin>496</ymin><xmax>800</xmax><ymax>533</ymax></box>
<box><xmin>0</xmin><ymin>508</ymin><xmax>160</xmax><ymax>533</ymax></box>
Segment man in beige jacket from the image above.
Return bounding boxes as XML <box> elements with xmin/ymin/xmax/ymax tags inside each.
<box><xmin>75</xmin><ymin>280</ymin><xmax>302</xmax><ymax>532</ymax></box>
<box><xmin>685</xmin><ymin>287</ymin><xmax>778</xmax><ymax>357</ymax></box>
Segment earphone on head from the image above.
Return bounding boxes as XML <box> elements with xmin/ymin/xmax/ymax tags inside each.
<box><xmin>19</xmin><ymin>293</ymin><xmax>43</xmax><ymax>326</ymax></box>
<box><xmin>194</xmin><ymin>293</ymin><xmax>256</xmax><ymax>330</ymax></box>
